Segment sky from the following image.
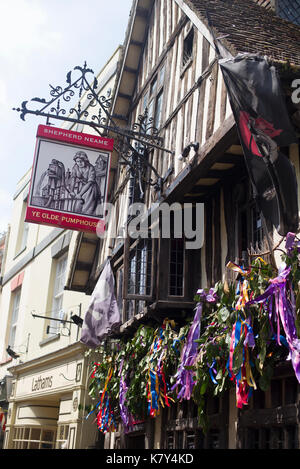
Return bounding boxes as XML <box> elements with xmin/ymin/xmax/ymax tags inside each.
<box><xmin>0</xmin><ymin>0</ymin><xmax>133</xmax><ymax>233</ymax></box>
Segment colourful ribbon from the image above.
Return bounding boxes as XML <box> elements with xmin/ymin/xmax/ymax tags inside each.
<box><xmin>91</xmin><ymin>362</ymin><xmax>102</xmax><ymax>379</ymax></box>
<box><xmin>172</xmin><ymin>289</ymin><xmax>217</xmax><ymax>401</ymax></box>
<box><xmin>285</xmin><ymin>232</ymin><xmax>300</xmax><ymax>257</ymax></box>
<box><xmin>227</xmin><ymin>315</ymin><xmax>257</xmax><ymax>408</ymax></box>
<box><xmin>246</xmin><ymin>264</ymin><xmax>300</xmax><ymax>383</ymax></box>
<box><xmin>119</xmin><ymin>359</ymin><xmax>134</xmax><ymax>432</ymax></box>
<box><xmin>96</xmin><ymin>367</ymin><xmax>117</xmax><ymax>433</ymax></box>
<box><xmin>226</xmin><ymin>261</ymin><xmax>252</xmax><ymax>277</ymax></box>
<box><xmin>147</xmin><ymin>324</ymin><xmax>173</xmax><ymax>418</ymax></box>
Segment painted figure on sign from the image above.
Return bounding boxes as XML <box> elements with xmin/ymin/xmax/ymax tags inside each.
<box><xmin>35</xmin><ymin>159</ymin><xmax>67</xmax><ymax>209</ymax></box>
<box><xmin>69</xmin><ymin>151</ymin><xmax>101</xmax><ymax>216</ymax></box>
<box><xmin>95</xmin><ymin>153</ymin><xmax>108</xmax><ymax>204</ymax></box>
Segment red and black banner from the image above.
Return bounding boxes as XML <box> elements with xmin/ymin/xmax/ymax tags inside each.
<box><xmin>219</xmin><ymin>54</ymin><xmax>299</xmax><ymax>236</ymax></box>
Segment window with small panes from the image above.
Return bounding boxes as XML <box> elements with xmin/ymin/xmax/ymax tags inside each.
<box><xmin>124</xmin><ymin>237</ymin><xmax>155</xmax><ymax>322</ymax></box>
<box><xmin>182</xmin><ymin>27</ymin><xmax>194</xmax><ymax>68</ymax></box>
<box><xmin>142</xmin><ymin>63</ymin><xmax>165</xmax><ymax>132</ymax></box>
<box><xmin>276</xmin><ymin>0</ymin><xmax>300</xmax><ymax>25</ymax></box>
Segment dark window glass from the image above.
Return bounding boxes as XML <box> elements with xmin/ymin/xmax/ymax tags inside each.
<box><xmin>183</xmin><ymin>28</ymin><xmax>194</xmax><ymax>67</ymax></box>
<box><xmin>128</xmin><ymin>239</ymin><xmax>152</xmax><ymax>296</ymax></box>
<box><xmin>286</xmin><ymin>426</ymin><xmax>298</xmax><ymax>449</ymax></box>
<box><xmin>208</xmin><ymin>429</ymin><xmax>220</xmax><ymax>449</ymax></box>
<box><xmin>186</xmin><ymin>432</ymin><xmax>196</xmax><ymax>449</ymax></box>
<box><xmin>177</xmin><ymin>431</ymin><xmax>184</xmax><ymax>449</ymax></box>
<box><xmin>248</xmin><ymin>428</ymin><xmax>260</xmax><ymax>449</ymax></box>
<box><xmin>169</xmin><ymin>238</ymin><xmax>184</xmax><ymax>296</ymax></box>
<box><xmin>273</xmin><ymin>427</ymin><xmax>284</xmax><ymax>449</ymax></box>
<box><xmin>253</xmin><ymin>387</ymin><xmax>266</xmax><ymax>409</ymax></box>
<box><xmin>207</xmin><ymin>396</ymin><xmax>220</xmax><ymax>415</ymax></box>
<box><xmin>271</xmin><ymin>379</ymin><xmax>283</xmax><ymax>408</ymax></box>
<box><xmin>167</xmin><ymin>433</ymin><xmax>174</xmax><ymax>449</ymax></box>
<box><xmin>262</xmin><ymin>428</ymin><xmax>271</xmax><ymax>449</ymax></box>
<box><xmin>284</xmin><ymin>376</ymin><xmax>298</xmax><ymax>405</ymax></box>
<box><xmin>154</xmin><ymin>91</ymin><xmax>163</xmax><ymax>129</ymax></box>
<box><xmin>277</xmin><ymin>0</ymin><xmax>300</xmax><ymax>25</ymax></box>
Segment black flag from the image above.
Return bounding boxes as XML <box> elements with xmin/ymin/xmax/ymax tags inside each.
<box><xmin>219</xmin><ymin>53</ymin><xmax>299</xmax><ymax>236</ymax></box>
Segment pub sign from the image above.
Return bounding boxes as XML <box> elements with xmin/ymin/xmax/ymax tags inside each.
<box><xmin>25</xmin><ymin>125</ymin><xmax>113</xmax><ymax>233</ymax></box>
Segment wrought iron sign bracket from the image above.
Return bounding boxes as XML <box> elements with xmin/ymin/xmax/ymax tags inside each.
<box><xmin>13</xmin><ymin>62</ymin><xmax>175</xmax><ymax>194</ymax></box>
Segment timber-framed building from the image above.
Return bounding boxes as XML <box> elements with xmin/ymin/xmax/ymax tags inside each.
<box><xmin>66</xmin><ymin>0</ymin><xmax>300</xmax><ymax>450</ymax></box>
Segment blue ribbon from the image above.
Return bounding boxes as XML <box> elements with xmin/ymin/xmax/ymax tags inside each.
<box><xmin>209</xmin><ymin>360</ymin><xmax>218</xmax><ymax>385</ymax></box>
<box><xmin>149</xmin><ymin>369</ymin><xmax>159</xmax><ymax>411</ymax></box>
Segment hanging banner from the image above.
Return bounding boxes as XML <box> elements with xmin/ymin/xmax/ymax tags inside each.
<box><xmin>219</xmin><ymin>53</ymin><xmax>299</xmax><ymax>236</ymax></box>
<box><xmin>25</xmin><ymin>125</ymin><xmax>114</xmax><ymax>233</ymax></box>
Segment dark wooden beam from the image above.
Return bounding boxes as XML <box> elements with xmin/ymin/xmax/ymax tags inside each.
<box><xmin>124</xmin><ymin>65</ymin><xmax>139</xmax><ymax>74</ymax></box>
<box><xmin>136</xmin><ymin>6</ymin><xmax>150</xmax><ymax>18</ymax></box>
<box><xmin>81</xmin><ymin>237</ymin><xmax>98</xmax><ymax>245</ymax></box>
<box><xmin>205</xmin><ymin>166</ymin><xmax>244</xmax><ymax>179</ymax></box>
<box><xmin>75</xmin><ymin>261</ymin><xmax>93</xmax><ymax>272</ymax></box>
<box><xmin>130</xmin><ymin>39</ymin><xmax>144</xmax><ymax>47</ymax></box>
<box><xmin>163</xmin><ymin>115</ymin><xmax>237</xmax><ymax>204</ymax></box>
<box><xmin>111</xmin><ymin>113</ymin><xmax>128</xmax><ymax>122</ymax></box>
<box><xmin>221</xmin><ymin>153</ymin><xmax>244</xmax><ymax>165</ymax></box>
<box><xmin>190</xmin><ymin>184</ymin><xmax>219</xmax><ymax>193</ymax></box>
<box><xmin>118</xmin><ymin>92</ymin><xmax>132</xmax><ymax>101</ymax></box>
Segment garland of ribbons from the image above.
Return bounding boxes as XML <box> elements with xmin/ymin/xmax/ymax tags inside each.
<box><xmin>226</xmin><ymin>261</ymin><xmax>257</xmax><ymax>407</ymax></box>
<box><xmin>227</xmin><ymin>314</ymin><xmax>257</xmax><ymax>407</ymax></box>
<box><xmin>87</xmin><ymin>232</ymin><xmax>300</xmax><ymax>430</ymax></box>
<box><xmin>96</xmin><ymin>367</ymin><xmax>117</xmax><ymax>433</ymax></box>
<box><xmin>172</xmin><ymin>288</ymin><xmax>217</xmax><ymax>401</ymax></box>
<box><xmin>246</xmin><ymin>263</ymin><xmax>300</xmax><ymax>383</ymax></box>
<box><xmin>147</xmin><ymin>323</ymin><xmax>173</xmax><ymax>417</ymax></box>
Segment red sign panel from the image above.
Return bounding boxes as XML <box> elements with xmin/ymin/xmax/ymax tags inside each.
<box><xmin>25</xmin><ymin>125</ymin><xmax>114</xmax><ymax>233</ymax></box>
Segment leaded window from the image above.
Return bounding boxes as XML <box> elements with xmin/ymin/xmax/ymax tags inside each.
<box><xmin>182</xmin><ymin>27</ymin><xmax>194</xmax><ymax>68</ymax></box>
<box><xmin>277</xmin><ymin>0</ymin><xmax>300</xmax><ymax>25</ymax></box>
<box><xmin>124</xmin><ymin>237</ymin><xmax>154</xmax><ymax>322</ymax></box>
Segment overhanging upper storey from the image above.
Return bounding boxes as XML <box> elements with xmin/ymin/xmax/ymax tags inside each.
<box><xmin>66</xmin><ymin>0</ymin><xmax>300</xmax><ymax>297</ymax></box>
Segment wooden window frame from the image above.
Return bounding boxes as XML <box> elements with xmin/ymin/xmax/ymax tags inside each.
<box><xmin>163</xmin><ymin>394</ymin><xmax>229</xmax><ymax>449</ymax></box>
<box><xmin>47</xmin><ymin>253</ymin><xmax>68</xmax><ymax>336</ymax></box>
<box><xmin>12</xmin><ymin>426</ymin><xmax>56</xmax><ymax>449</ymax></box>
<box><xmin>7</xmin><ymin>288</ymin><xmax>21</xmax><ymax>351</ymax></box>
<box><xmin>158</xmin><ymin>236</ymin><xmax>196</xmax><ymax>303</ymax></box>
<box><xmin>276</xmin><ymin>0</ymin><xmax>300</xmax><ymax>26</ymax></box>
<box><xmin>142</xmin><ymin>63</ymin><xmax>165</xmax><ymax>132</ymax></box>
<box><xmin>123</xmin><ymin>236</ymin><xmax>156</xmax><ymax>302</ymax></box>
<box><xmin>181</xmin><ymin>26</ymin><xmax>194</xmax><ymax>75</ymax></box>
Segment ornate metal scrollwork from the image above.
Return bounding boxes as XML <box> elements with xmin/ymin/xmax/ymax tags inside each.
<box><xmin>13</xmin><ymin>62</ymin><xmax>113</xmax><ymax>128</ymax></box>
<box><xmin>13</xmin><ymin>62</ymin><xmax>174</xmax><ymax>194</ymax></box>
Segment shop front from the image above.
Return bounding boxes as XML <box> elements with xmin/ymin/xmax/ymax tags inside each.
<box><xmin>3</xmin><ymin>342</ymin><xmax>98</xmax><ymax>449</ymax></box>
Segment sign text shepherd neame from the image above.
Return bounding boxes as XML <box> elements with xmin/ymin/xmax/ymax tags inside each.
<box><xmin>25</xmin><ymin>125</ymin><xmax>114</xmax><ymax>233</ymax></box>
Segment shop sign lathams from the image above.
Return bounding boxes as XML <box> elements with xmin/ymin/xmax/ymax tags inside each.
<box><xmin>31</xmin><ymin>375</ymin><xmax>53</xmax><ymax>392</ymax></box>
<box><xmin>14</xmin><ymin>360</ymin><xmax>82</xmax><ymax>398</ymax></box>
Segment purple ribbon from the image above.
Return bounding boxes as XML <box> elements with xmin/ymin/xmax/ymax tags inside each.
<box><xmin>119</xmin><ymin>359</ymin><xmax>134</xmax><ymax>432</ymax></box>
<box><xmin>172</xmin><ymin>288</ymin><xmax>218</xmax><ymax>400</ymax></box>
<box><xmin>285</xmin><ymin>232</ymin><xmax>300</xmax><ymax>257</ymax></box>
<box><xmin>246</xmin><ymin>265</ymin><xmax>300</xmax><ymax>383</ymax></box>
<box><xmin>243</xmin><ymin>318</ymin><xmax>255</xmax><ymax>348</ymax></box>
<box><xmin>197</xmin><ymin>288</ymin><xmax>218</xmax><ymax>303</ymax></box>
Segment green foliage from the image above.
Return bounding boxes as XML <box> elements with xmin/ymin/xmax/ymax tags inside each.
<box><xmin>87</xmin><ymin>321</ymin><xmax>189</xmax><ymax>422</ymax></box>
<box><xmin>87</xmin><ymin>239</ymin><xmax>300</xmax><ymax>433</ymax></box>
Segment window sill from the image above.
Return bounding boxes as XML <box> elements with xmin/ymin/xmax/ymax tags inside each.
<box><xmin>180</xmin><ymin>57</ymin><xmax>193</xmax><ymax>78</ymax></box>
<box><xmin>13</xmin><ymin>246</ymin><xmax>27</xmax><ymax>260</ymax></box>
<box><xmin>39</xmin><ymin>334</ymin><xmax>60</xmax><ymax>346</ymax></box>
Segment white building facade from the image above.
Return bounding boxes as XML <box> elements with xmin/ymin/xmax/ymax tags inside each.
<box><xmin>0</xmin><ymin>46</ymin><xmax>123</xmax><ymax>449</ymax></box>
